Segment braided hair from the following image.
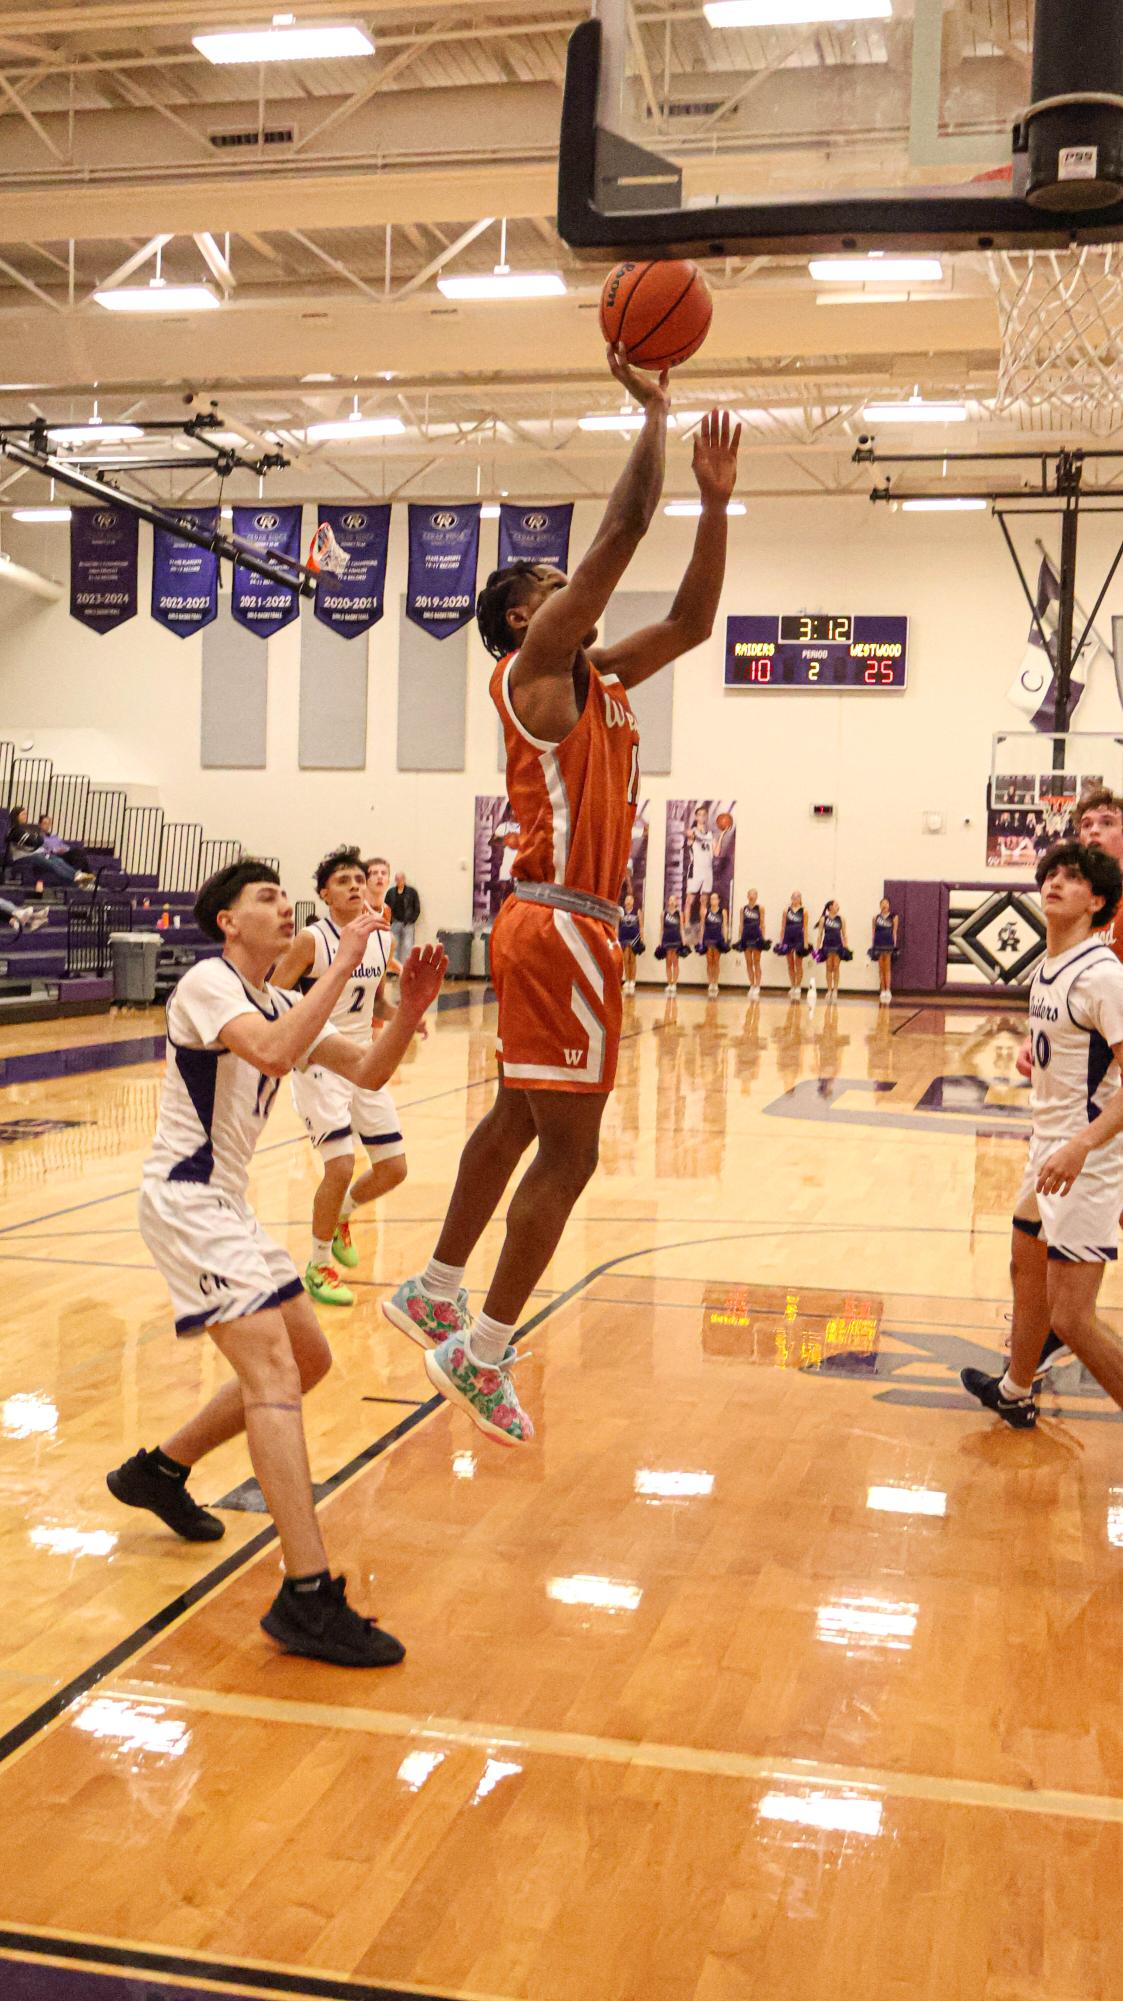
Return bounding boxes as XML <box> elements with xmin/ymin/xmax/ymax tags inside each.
<box><xmin>475</xmin><ymin>560</ymin><xmax>547</xmax><ymax>660</ymax></box>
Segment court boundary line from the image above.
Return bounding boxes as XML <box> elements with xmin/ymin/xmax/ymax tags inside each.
<box><xmin>104</xmin><ymin>1675</ymin><xmax>1123</xmax><ymax>1829</ymax></box>
<box><xmin>0</xmin><ymin>1930</ymin><xmax>502</xmax><ymax>2001</ymax></box>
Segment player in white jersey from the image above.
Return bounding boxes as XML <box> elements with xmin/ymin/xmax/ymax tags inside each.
<box><xmin>961</xmin><ymin>841</ymin><xmax>1123</xmax><ymax>1430</ymax></box>
<box><xmin>273</xmin><ymin>846</ymin><xmax>415</xmax><ymax>1308</ymax></box>
<box><xmin>106</xmin><ymin>859</ymin><xmax>446</xmax><ymax>1667</ymax></box>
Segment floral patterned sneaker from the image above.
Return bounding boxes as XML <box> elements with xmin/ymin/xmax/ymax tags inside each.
<box><xmin>424</xmin><ymin>1333</ymin><xmax>534</xmax><ymax>1446</ymax></box>
<box><xmin>382</xmin><ymin>1275</ymin><xmax>471</xmax><ymax>1349</ymax></box>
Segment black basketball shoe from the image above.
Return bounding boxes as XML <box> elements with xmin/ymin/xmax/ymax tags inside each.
<box><xmin>1034</xmin><ymin>1330</ymin><xmax>1075</xmax><ymax>1379</ymax></box>
<box><xmin>960</xmin><ymin>1368</ymin><xmax>1038</xmax><ymax>1430</ymax></box>
<box><xmin>106</xmin><ymin>1447</ymin><xmax>226</xmax><ymax>1541</ymax></box>
<box><xmin>261</xmin><ymin>1574</ymin><xmax>406</xmax><ymax>1668</ymax></box>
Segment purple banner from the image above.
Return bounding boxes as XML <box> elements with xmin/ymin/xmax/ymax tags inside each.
<box><xmin>407</xmin><ymin>503</ymin><xmax>480</xmax><ymax>639</ymax></box>
<box><xmin>473</xmin><ymin>794</ymin><xmax>520</xmax><ymax>927</ymax></box>
<box><xmin>313</xmin><ymin>503</ymin><xmax>390</xmax><ymax>639</ymax></box>
<box><xmin>231</xmin><ymin>505</ymin><xmax>301</xmax><ymax>639</ymax></box>
<box><xmin>151</xmin><ymin>506</ymin><xmax>219</xmax><ymax>639</ymax></box>
<box><xmin>665</xmin><ymin>798</ymin><xmax>737</xmax><ymax>946</ymax></box>
<box><xmin>69</xmin><ymin>504</ymin><xmax>138</xmax><ymax>635</ymax></box>
<box><xmin>498</xmin><ymin>502</ymin><xmax>573</xmax><ymax>574</ymax></box>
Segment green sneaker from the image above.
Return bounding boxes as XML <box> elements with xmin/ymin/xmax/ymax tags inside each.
<box><xmin>424</xmin><ymin>1333</ymin><xmax>534</xmax><ymax>1446</ymax></box>
<box><xmin>332</xmin><ymin>1218</ymin><xmax>359</xmax><ymax>1269</ymax></box>
<box><xmin>382</xmin><ymin>1275</ymin><xmax>471</xmax><ymax>1350</ymax></box>
<box><xmin>304</xmin><ymin>1259</ymin><xmax>354</xmax><ymax>1307</ymax></box>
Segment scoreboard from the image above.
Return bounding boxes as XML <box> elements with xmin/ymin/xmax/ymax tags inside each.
<box><xmin>725</xmin><ymin>613</ymin><xmax>909</xmax><ymax>691</ymax></box>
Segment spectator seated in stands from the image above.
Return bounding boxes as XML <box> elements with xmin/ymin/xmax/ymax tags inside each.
<box><xmin>386</xmin><ymin>870</ymin><xmax>421</xmax><ymax>967</ymax></box>
<box><xmin>0</xmin><ymin>895</ymin><xmax>49</xmax><ymax>936</ymax></box>
<box><xmin>38</xmin><ymin>815</ymin><xmax>95</xmax><ymax>877</ymax></box>
<box><xmin>6</xmin><ymin>805</ymin><xmax>94</xmax><ymax>889</ymax></box>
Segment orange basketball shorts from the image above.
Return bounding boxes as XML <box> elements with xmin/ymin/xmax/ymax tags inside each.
<box><xmin>491</xmin><ymin>896</ymin><xmax>623</xmax><ymax>1095</ymax></box>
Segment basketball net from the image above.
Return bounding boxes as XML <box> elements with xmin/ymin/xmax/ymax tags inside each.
<box><xmin>988</xmin><ymin>246</ymin><xmax>1123</xmax><ymax>432</ymax></box>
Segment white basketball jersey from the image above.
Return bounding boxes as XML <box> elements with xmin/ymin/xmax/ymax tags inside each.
<box><xmin>145</xmin><ymin>958</ymin><xmax>333</xmax><ymax>1200</ymax></box>
<box><xmin>306</xmin><ymin>914</ymin><xmax>391</xmax><ymax>1043</ymax></box>
<box><xmin>1028</xmin><ymin>937</ymin><xmax>1123</xmax><ymax>1149</ymax></box>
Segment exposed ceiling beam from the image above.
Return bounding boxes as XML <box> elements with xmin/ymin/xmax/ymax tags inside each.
<box><xmin>390</xmin><ymin>215</ymin><xmax>495</xmax><ymax>300</ymax></box>
<box><xmin>93</xmin><ymin>232</ymin><xmax>172</xmax><ymax>293</ymax></box>
<box><xmin>193</xmin><ymin>230</ymin><xmax>235</xmax><ymax>291</ymax></box>
<box><xmin>0</xmin><ymin>68</ymin><xmax>66</xmax><ymax>160</ymax></box>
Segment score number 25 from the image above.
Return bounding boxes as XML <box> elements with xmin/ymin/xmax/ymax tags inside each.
<box><xmin>861</xmin><ymin>659</ymin><xmax>896</xmax><ymax>684</ymax></box>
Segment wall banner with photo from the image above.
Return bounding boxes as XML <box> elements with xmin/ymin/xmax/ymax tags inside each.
<box><xmin>664</xmin><ymin>799</ymin><xmax>737</xmax><ymax>944</ymax></box>
<box><xmin>473</xmin><ymin>795</ymin><xmax>522</xmax><ymax>928</ymax></box>
<box><xmin>623</xmin><ymin>799</ymin><xmax>650</xmax><ymax>918</ymax></box>
<box><xmin>986</xmin><ymin>769</ymin><xmax>1103</xmax><ymax>870</ymax></box>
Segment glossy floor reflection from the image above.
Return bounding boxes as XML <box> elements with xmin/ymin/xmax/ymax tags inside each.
<box><xmin>1</xmin><ymin>985</ymin><xmax>1121</xmax><ymax>2001</ymax></box>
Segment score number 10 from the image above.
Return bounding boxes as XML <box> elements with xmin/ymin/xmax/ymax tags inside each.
<box><xmin>745</xmin><ymin>658</ymin><xmax>896</xmax><ymax>684</ymax></box>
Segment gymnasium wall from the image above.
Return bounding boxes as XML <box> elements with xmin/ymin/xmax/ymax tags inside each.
<box><xmin>4</xmin><ymin>501</ymin><xmax>1123</xmax><ymax>981</ymax></box>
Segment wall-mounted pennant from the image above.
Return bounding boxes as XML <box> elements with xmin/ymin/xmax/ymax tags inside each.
<box><xmin>231</xmin><ymin>504</ymin><xmax>301</xmax><ymax>638</ymax></box>
<box><xmin>313</xmin><ymin>503</ymin><xmax>391</xmax><ymax>638</ymax></box>
<box><xmin>406</xmin><ymin>503</ymin><xmax>480</xmax><ymax>639</ymax></box>
<box><xmin>151</xmin><ymin>506</ymin><xmax>219</xmax><ymax>639</ymax></box>
<box><xmin>70</xmin><ymin>503</ymin><xmax>138</xmax><ymax>635</ymax></box>
<box><xmin>498</xmin><ymin>502</ymin><xmax>573</xmax><ymax>574</ymax></box>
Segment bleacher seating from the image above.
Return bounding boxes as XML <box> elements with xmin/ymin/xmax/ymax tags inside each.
<box><xmin>0</xmin><ymin>740</ymin><xmax>270</xmax><ymax>1023</ymax></box>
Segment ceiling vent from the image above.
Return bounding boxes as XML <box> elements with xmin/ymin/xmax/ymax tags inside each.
<box><xmin>209</xmin><ymin>125</ymin><xmax>296</xmax><ymax>150</ymax></box>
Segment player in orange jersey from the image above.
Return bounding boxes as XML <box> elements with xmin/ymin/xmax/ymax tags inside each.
<box><xmin>385</xmin><ymin>354</ymin><xmax>741</xmax><ymax>1443</ymax></box>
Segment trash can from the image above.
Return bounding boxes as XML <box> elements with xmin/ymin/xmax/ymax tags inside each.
<box><xmin>482</xmin><ymin>927</ymin><xmax>493</xmax><ymax>980</ymax></box>
<box><xmin>109</xmin><ymin>931</ymin><xmax>162</xmax><ymax>1005</ymax></box>
<box><xmin>437</xmin><ymin>928</ymin><xmax>473</xmax><ymax>979</ymax></box>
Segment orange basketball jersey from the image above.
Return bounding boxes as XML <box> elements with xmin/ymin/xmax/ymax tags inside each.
<box><xmin>491</xmin><ymin>653</ymin><xmax>640</xmax><ymax>906</ymax></box>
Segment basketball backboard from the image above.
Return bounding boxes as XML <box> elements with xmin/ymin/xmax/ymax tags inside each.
<box><xmin>558</xmin><ymin>0</ymin><xmax>1123</xmax><ymax>257</ymax></box>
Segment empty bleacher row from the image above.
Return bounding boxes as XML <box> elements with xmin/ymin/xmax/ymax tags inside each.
<box><xmin>0</xmin><ymin>739</ymin><xmax>280</xmax><ymax>1023</ymax></box>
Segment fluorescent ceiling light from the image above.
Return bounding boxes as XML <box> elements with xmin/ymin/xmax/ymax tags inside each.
<box><xmin>437</xmin><ymin>271</ymin><xmax>566</xmax><ymax>301</ymax></box>
<box><xmin>665</xmin><ymin>499</ymin><xmax>746</xmax><ymax>516</ymax></box>
<box><xmin>300</xmin><ymin>415</ymin><xmax>405</xmax><ymax>442</ymax></box>
<box><xmin>580</xmin><ymin>409</ymin><xmax>704</xmax><ymax>433</ymax></box>
<box><xmin>810</xmin><ymin>256</ymin><xmax>943</xmax><ymax>283</ymax></box>
<box><xmin>705</xmin><ymin>0</ymin><xmax>890</xmax><ymax>23</ymax></box>
<box><xmin>900</xmin><ymin>497</ymin><xmax>986</xmax><ymax>512</ymax></box>
<box><xmin>12</xmin><ymin>506</ymin><xmax>72</xmax><ymax>522</ymax></box>
<box><xmin>49</xmin><ymin>422</ymin><xmax>143</xmax><ymax>445</ymax></box>
<box><xmin>480</xmin><ymin>504</ymin><xmax>501</xmax><ymax>519</ymax></box>
<box><xmin>94</xmin><ymin>283</ymin><xmax>219</xmax><ymax>314</ymax></box>
<box><xmin>194</xmin><ymin>23</ymin><xmax>375</xmax><ymax>63</ymax></box>
<box><xmin>862</xmin><ymin>400</ymin><xmax>968</xmax><ymax>423</ymax></box>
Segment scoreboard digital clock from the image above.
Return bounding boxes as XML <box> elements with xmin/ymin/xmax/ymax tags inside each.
<box><xmin>725</xmin><ymin>614</ymin><xmax>909</xmax><ymax>690</ymax></box>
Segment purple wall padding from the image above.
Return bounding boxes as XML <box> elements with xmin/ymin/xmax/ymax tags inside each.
<box><xmin>884</xmin><ymin>879</ymin><xmax>945</xmax><ymax>991</ymax></box>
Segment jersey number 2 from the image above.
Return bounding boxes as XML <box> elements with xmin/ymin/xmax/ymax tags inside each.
<box><xmin>349</xmin><ymin>986</ymin><xmax>365</xmax><ymax>1013</ymax></box>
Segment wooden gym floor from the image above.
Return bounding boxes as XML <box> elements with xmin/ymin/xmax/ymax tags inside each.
<box><xmin>1</xmin><ymin>982</ymin><xmax>1121</xmax><ymax>2001</ymax></box>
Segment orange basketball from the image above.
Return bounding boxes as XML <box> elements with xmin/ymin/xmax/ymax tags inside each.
<box><xmin>599</xmin><ymin>259</ymin><xmax>712</xmax><ymax>369</ymax></box>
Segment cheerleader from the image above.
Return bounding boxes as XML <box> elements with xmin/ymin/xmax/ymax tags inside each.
<box><xmin>773</xmin><ymin>891</ymin><xmax>809</xmax><ymax>1001</ymax></box>
<box><xmin>735</xmin><ymin>891</ymin><xmax>769</xmax><ymax>998</ymax></box>
<box><xmin>813</xmin><ymin>899</ymin><xmax>852</xmax><ymax>1000</ymax></box>
<box><xmin>654</xmin><ymin>895</ymin><xmax>685</xmax><ymax>996</ymax></box>
<box><xmin>618</xmin><ymin>890</ymin><xmax>644</xmax><ymax>997</ymax></box>
<box><xmin>868</xmin><ymin>896</ymin><xmax>899</xmax><ymax>1005</ymax></box>
<box><xmin>696</xmin><ymin>890</ymin><xmax>729</xmax><ymax>997</ymax></box>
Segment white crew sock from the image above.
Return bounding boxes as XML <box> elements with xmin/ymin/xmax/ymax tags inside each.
<box><xmin>468</xmin><ymin>1309</ymin><xmax>515</xmax><ymax>1366</ymax></box>
<box><xmin>420</xmin><ymin>1256</ymin><xmax>464</xmax><ymax>1302</ymax></box>
<box><xmin>340</xmin><ymin>1187</ymin><xmax>356</xmax><ymax>1221</ymax></box>
<box><xmin>999</xmin><ymin>1368</ymin><xmax>1034</xmax><ymax>1401</ymax></box>
<box><xmin>311</xmin><ymin>1236</ymin><xmax>335</xmax><ymax>1268</ymax></box>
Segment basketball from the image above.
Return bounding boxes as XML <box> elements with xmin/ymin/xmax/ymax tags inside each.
<box><xmin>599</xmin><ymin>259</ymin><xmax>712</xmax><ymax>369</ymax></box>
<box><xmin>715</xmin><ymin>811</ymin><xmax>734</xmax><ymax>832</ymax></box>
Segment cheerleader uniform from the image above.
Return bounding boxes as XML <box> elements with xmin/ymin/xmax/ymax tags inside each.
<box><xmin>736</xmin><ymin>906</ymin><xmax>771</xmax><ymax>953</ymax></box>
<box><xmin>618</xmin><ymin>910</ymin><xmax>645</xmax><ymax>956</ymax></box>
<box><xmin>654</xmin><ymin>913</ymin><xmax>684</xmax><ymax>961</ymax></box>
<box><xmin>815</xmin><ymin>914</ymin><xmax>853</xmax><ymax>963</ymax></box>
<box><xmin>696</xmin><ymin>910</ymin><xmax>730</xmax><ymax>957</ymax></box>
<box><xmin>868</xmin><ymin>913</ymin><xmax>899</xmax><ymax>961</ymax></box>
<box><xmin>773</xmin><ymin>908</ymin><xmax>809</xmax><ymax>958</ymax></box>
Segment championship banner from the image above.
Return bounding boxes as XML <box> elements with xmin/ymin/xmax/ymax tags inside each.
<box><xmin>314</xmin><ymin>503</ymin><xmax>390</xmax><ymax>638</ymax></box>
<box><xmin>151</xmin><ymin>506</ymin><xmax>219</xmax><ymax>639</ymax></box>
<box><xmin>473</xmin><ymin>795</ymin><xmax>520</xmax><ymax>927</ymax></box>
<box><xmin>70</xmin><ymin>503</ymin><xmax>138</xmax><ymax>635</ymax></box>
<box><xmin>498</xmin><ymin>502</ymin><xmax>573</xmax><ymax>574</ymax></box>
<box><xmin>231</xmin><ymin>504</ymin><xmax>301</xmax><ymax>638</ymax></box>
<box><xmin>407</xmin><ymin>504</ymin><xmax>480</xmax><ymax>638</ymax></box>
<box><xmin>1005</xmin><ymin>555</ymin><xmax>1096</xmax><ymax>732</ymax></box>
<box><xmin>665</xmin><ymin>799</ymin><xmax>737</xmax><ymax>945</ymax></box>
<box><xmin>623</xmin><ymin>798</ymin><xmax>650</xmax><ymax>916</ymax></box>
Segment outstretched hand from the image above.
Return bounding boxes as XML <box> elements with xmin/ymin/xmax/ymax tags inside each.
<box><xmin>398</xmin><ymin>943</ymin><xmax>447</xmax><ymax>1020</ymax></box>
<box><xmin>606</xmin><ymin>342</ymin><xmax>671</xmax><ymax>415</ymax></box>
<box><xmin>691</xmin><ymin>409</ymin><xmax>741</xmax><ymax>507</ymax></box>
